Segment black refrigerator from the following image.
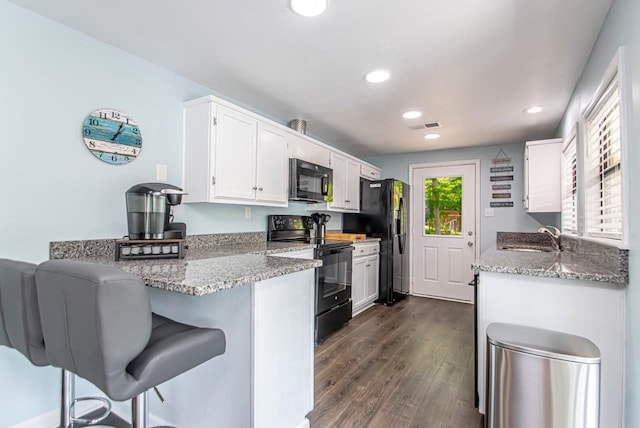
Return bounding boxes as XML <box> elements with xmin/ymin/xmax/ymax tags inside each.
<box><xmin>343</xmin><ymin>178</ymin><xmax>410</xmax><ymax>305</ymax></box>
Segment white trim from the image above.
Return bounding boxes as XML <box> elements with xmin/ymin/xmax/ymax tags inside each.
<box><xmin>579</xmin><ymin>46</ymin><xmax>628</xmax><ymax>248</ymax></box>
<box><xmin>408</xmin><ymin>159</ymin><xmax>481</xmax><ymax>298</ymax></box>
<box><xmin>10</xmin><ymin>400</ymin><xmax>101</xmax><ymax>428</ymax></box>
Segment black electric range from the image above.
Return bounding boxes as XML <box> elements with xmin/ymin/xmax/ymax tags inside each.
<box><xmin>267</xmin><ymin>215</ymin><xmax>353</xmax><ymax>342</ymax></box>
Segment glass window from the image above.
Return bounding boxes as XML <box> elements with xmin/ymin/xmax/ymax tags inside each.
<box><xmin>585</xmin><ymin>69</ymin><xmax>623</xmax><ymax>240</ymax></box>
<box><xmin>423</xmin><ymin>176</ymin><xmax>462</xmax><ymax>235</ymax></box>
<box><xmin>561</xmin><ymin>128</ymin><xmax>578</xmax><ymax>234</ymax></box>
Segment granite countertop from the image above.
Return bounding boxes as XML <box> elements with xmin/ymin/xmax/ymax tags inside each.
<box><xmin>52</xmin><ymin>238</ymin><xmax>321</xmax><ymax>296</ymax></box>
<box><xmin>473</xmin><ymin>232</ymin><xmax>628</xmax><ymax>285</ymax></box>
<box><xmin>352</xmin><ymin>238</ymin><xmax>382</xmax><ymax>245</ymax></box>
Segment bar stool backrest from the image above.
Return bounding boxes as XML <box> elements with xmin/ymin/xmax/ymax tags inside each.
<box><xmin>0</xmin><ymin>259</ymin><xmax>46</xmax><ymax>366</ymax></box>
<box><xmin>36</xmin><ymin>260</ymin><xmax>152</xmax><ymax>398</ymax></box>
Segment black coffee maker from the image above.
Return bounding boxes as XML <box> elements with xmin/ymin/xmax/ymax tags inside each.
<box><xmin>125</xmin><ymin>183</ymin><xmax>187</xmax><ymax>240</ymax></box>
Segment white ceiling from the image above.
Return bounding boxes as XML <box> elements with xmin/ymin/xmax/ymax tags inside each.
<box><xmin>10</xmin><ymin>0</ymin><xmax>612</xmax><ymax>157</ymax></box>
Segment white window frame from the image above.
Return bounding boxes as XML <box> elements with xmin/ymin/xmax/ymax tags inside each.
<box><xmin>561</xmin><ymin>125</ymin><xmax>579</xmax><ymax>235</ymax></box>
<box><xmin>577</xmin><ymin>47</ymin><xmax>628</xmax><ymax>248</ymax></box>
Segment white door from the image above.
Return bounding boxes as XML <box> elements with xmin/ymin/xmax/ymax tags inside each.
<box><xmin>365</xmin><ymin>255</ymin><xmax>379</xmax><ymax>302</ymax></box>
<box><xmin>256</xmin><ymin>124</ymin><xmax>288</xmax><ymax>204</ymax></box>
<box><xmin>411</xmin><ymin>161</ymin><xmax>478</xmax><ymax>302</ymax></box>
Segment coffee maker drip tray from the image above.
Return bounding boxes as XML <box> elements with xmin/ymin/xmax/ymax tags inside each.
<box><xmin>115</xmin><ymin>238</ymin><xmax>185</xmax><ymax>261</ymax></box>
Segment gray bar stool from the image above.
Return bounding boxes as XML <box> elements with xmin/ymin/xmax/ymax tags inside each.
<box><xmin>36</xmin><ymin>260</ymin><xmax>226</xmax><ymax>428</ymax></box>
<box><xmin>0</xmin><ymin>259</ymin><xmax>46</xmax><ymax>365</ymax></box>
<box><xmin>0</xmin><ymin>258</ymin><xmax>112</xmax><ymax>427</ymax></box>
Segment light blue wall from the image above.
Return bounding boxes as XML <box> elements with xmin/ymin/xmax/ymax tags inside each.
<box><xmin>0</xmin><ymin>1</ymin><xmax>337</xmax><ymax>425</ymax></box>
<box><xmin>556</xmin><ymin>0</ymin><xmax>639</xmax><ymax>425</ymax></box>
<box><xmin>366</xmin><ymin>142</ymin><xmax>557</xmax><ymax>252</ymax></box>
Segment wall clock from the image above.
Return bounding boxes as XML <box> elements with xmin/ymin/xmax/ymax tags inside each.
<box><xmin>82</xmin><ymin>108</ymin><xmax>142</xmax><ymax>164</ymax></box>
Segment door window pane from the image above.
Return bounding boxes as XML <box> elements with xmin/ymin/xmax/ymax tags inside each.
<box><xmin>424</xmin><ymin>177</ymin><xmax>462</xmax><ymax>235</ymax></box>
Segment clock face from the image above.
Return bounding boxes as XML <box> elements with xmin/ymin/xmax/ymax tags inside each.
<box><xmin>82</xmin><ymin>109</ymin><xmax>142</xmax><ymax>164</ymax></box>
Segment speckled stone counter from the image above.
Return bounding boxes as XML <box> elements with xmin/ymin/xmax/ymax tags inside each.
<box><xmin>473</xmin><ymin>232</ymin><xmax>628</xmax><ymax>285</ymax></box>
<box><xmin>50</xmin><ymin>234</ymin><xmax>321</xmax><ymax>296</ymax></box>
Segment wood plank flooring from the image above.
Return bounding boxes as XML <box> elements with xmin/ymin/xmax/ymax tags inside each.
<box><xmin>308</xmin><ymin>296</ymin><xmax>484</xmax><ymax>428</ymax></box>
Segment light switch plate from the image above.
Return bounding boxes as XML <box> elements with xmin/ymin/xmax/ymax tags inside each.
<box><xmin>485</xmin><ymin>208</ymin><xmax>495</xmax><ymax>217</ymax></box>
<box><xmin>155</xmin><ymin>164</ymin><xmax>168</xmax><ymax>182</ymax></box>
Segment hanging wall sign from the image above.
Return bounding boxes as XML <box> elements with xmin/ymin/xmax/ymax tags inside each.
<box><xmin>489</xmin><ymin>148</ymin><xmax>514</xmax><ymax>207</ymax></box>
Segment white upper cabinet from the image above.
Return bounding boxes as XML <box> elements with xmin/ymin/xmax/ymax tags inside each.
<box><xmin>256</xmin><ymin>124</ymin><xmax>288</xmax><ymax>204</ymax></box>
<box><xmin>183</xmin><ymin>95</ymin><xmax>380</xmax><ymax>210</ymax></box>
<box><xmin>524</xmin><ymin>138</ymin><xmax>563</xmax><ymax>212</ymax></box>
<box><xmin>345</xmin><ymin>158</ymin><xmax>360</xmax><ymax>211</ymax></box>
<box><xmin>182</xmin><ymin>97</ymin><xmax>288</xmax><ymax>207</ymax></box>
<box><xmin>287</xmin><ymin>132</ymin><xmax>331</xmax><ymax>168</ymax></box>
<box><xmin>360</xmin><ymin>163</ymin><xmax>381</xmax><ymax>180</ymax></box>
<box><xmin>327</xmin><ymin>152</ymin><xmax>360</xmax><ymax>212</ymax></box>
<box><xmin>214</xmin><ymin>105</ymin><xmax>258</xmax><ymax>201</ymax></box>
<box><xmin>328</xmin><ymin>152</ymin><xmax>347</xmax><ymax>210</ymax></box>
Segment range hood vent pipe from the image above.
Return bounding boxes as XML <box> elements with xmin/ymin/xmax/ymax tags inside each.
<box><xmin>287</xmin><ymin>119</ymin><xmax>307</xmax><ymax>135</ymax></box>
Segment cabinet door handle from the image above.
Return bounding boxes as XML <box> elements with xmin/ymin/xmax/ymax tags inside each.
<box><xmin>345</xmin><ymin>199</ymin><xmax>350</xmax><ymax>203</ymax></box>
<box><xmin>252</xmin><ymin>186</ymin><xmax>258</xmax><ymax>190</ymax></box>
<box><xmin>211</xmin><ymin>176</ymin><xmax>216</xmax><ymax>186</ymax></box>
<box><xmin>366</xmin><ymin>264</ymin><xmax>371</xmax><ymax>267</ymax></box>
<box><xmin>258</xmin><ymin>187</ymin><xmax>263</xmax><ymax>191</ymax></box>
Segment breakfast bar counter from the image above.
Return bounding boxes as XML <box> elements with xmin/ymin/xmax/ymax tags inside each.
<box><xmin>50</xmin><ymin>233</ymin><xmax>321</xmax><ymax>428</ymax></box>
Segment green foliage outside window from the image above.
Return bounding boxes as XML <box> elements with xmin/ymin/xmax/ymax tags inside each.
<box><xmin>424</xmin><ymin>177</ymin><xmax>462</xmax><ymax>235</ymax></box>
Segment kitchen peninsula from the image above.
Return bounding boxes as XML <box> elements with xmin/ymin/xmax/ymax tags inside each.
<box><xmin>50</xmin><ymin>233</ymin><xmax>322</xmax><ymax>428</ymax></box>
<box><xmin>473</xmin><ymin>233</ymin><xmax>628</xmax><ymax>428</ymax></box>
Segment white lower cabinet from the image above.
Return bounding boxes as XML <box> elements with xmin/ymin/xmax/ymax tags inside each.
<box><xmin>351</xmin><ymin>242</ymin><xmax>379</xmax><ymax>316</ymax></box>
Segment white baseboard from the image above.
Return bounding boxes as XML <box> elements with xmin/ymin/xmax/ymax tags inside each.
<box><xmin>10</xmin><ymin>400</ymin><xmax>101</xmax><ymax>428</ymax></box>
<box><xmin>12</xmin><ymin>395</ymin><xmax>174</xmax><ymax>428</ymax></box>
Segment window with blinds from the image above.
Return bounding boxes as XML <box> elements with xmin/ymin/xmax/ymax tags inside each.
<box><xmin>584</xmin><ymin>70</ymin><xmax>622</xmax><ymax>240</ymax></box>
<box><xmin>561</xmin><ymin>130</ymin><xmax>578</xmax><ymax>234</ymax></box>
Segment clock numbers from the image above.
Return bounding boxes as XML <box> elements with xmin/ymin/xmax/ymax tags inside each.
<box><xmin>82</xmin><ymin>108</ymin><xmax>142</xmax><ymax>165</ymax></box>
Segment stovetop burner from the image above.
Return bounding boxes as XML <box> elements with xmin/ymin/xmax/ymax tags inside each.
<box><xmin>267</xmin><ymin>215</ymin><xmax>352</xmax><ymax>250</ymax></box>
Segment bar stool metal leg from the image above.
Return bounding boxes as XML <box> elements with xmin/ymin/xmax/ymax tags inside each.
<box><xmin>132</xmin><ymin>391</ymin><xmax>149</xmax><ymax>428</ymax></box>
<box><xmin>61</xmin><ymin>370</ymin><xmax>74</xmax><ymax>428</ymax></box>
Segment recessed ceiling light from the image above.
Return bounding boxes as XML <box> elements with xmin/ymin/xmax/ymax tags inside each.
<box><xmin>364</xmin><ymin>69</ymin><xmax>391</xmax><ymax>83</ymax></box>
<box><xmin>524</xmin><ymin>106</ymin><xmax>543</xmax><ymax>114</ymax></box>
<box><xmin>402</xmin><ymin>111</ymin><xmax>422</xmax><ymax>119</ymax></box>
<box><xmin>290</xmin><ymin>0</ymin><xmax>327</xmax><ymax>17</ymax></box>
<box><xmin>424</xmin><ymin>133</ymin><xmax>440</xmax><ymax>140</ymax></box>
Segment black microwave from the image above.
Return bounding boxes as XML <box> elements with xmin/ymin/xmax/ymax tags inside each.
<box><xmin>289</xmin><ymin>158</ymin><xmax>333</xmax><ymax>203</ymax></box>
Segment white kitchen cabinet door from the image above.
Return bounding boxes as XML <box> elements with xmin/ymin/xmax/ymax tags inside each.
<box><xmin>328</xmin><ymin>152</ymin><xmax>347</xmax><ymax>210</ymax></box>
<box><xmin>213</xmin><ymin>105</ymin><xmax>258</xmax><ymax>202</ymax></box>
<box><xmin>524</xmin><ymin>138</ymin><xmax>562</xmax><ymax>212</ymax></box>
<box><xmin>365</xmin><ymin>255</ymin><xmax>379</xmax><ymax>302</ymax></box>
<box><xmin>345</xmin><ymin>159</ymin><xmax>361</xmax><ymax>211</ymax></box>
<box><xmin>256</xmin><ymin>124</ymin><xmax>288</xmax><ymax>204</ymax></box>
<box><xmin>351</xmin><ymin>257</ymin><xmax>367</xmax><ymax>312</ymax></box>
<box><xmin>360</xmin><ymin>163</ymin><xmax>381</xmax><ymax>180</ymax></box>
<box><xmin>287</xmin><ymin>132</ymin><xmax>331</xmax><ymax>168</ymax></box>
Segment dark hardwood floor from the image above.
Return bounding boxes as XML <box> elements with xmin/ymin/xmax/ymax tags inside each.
<box><xmin>308</xmin><ymin>296</ymin><xmax>484</xmax><ymax>428</ymax></box>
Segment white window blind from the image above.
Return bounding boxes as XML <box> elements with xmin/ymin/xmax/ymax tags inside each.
<box><xmin>561</xmin><ymin>132</ymin><xmax>578</xmax><ymax>234</ymax></box>
<box><xmin>585</xmin><ymin>71</ymin><xmax>622</xmax><ymax>240</ymax></box>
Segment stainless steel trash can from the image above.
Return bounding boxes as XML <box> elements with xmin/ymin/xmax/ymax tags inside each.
<box><xmin>486</xmin><ymin>323</ymin><xmax>600</xmax><ymax>428</ymax></box>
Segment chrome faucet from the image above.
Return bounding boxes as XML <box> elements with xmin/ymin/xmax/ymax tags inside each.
<box><xmin>538</xmin><ymin>226</ymin><xmax>561</xmax><ymax>251</ymax></box>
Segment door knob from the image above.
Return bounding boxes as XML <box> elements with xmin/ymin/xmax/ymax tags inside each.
<box><xmin>467</xmin><ymin>241</ymin><xmax>474</xmax><ymax>247</ymax></box>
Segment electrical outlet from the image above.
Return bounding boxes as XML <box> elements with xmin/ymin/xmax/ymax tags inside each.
<box><xmin>245</xmin><ymin>207</ymin><xmax>251</xmax><ymax>219</ymax></box>
<box><xmin>485</xmin><ymin>208</ymin><xmax>495</xmax><ymax>217</ymax></box>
